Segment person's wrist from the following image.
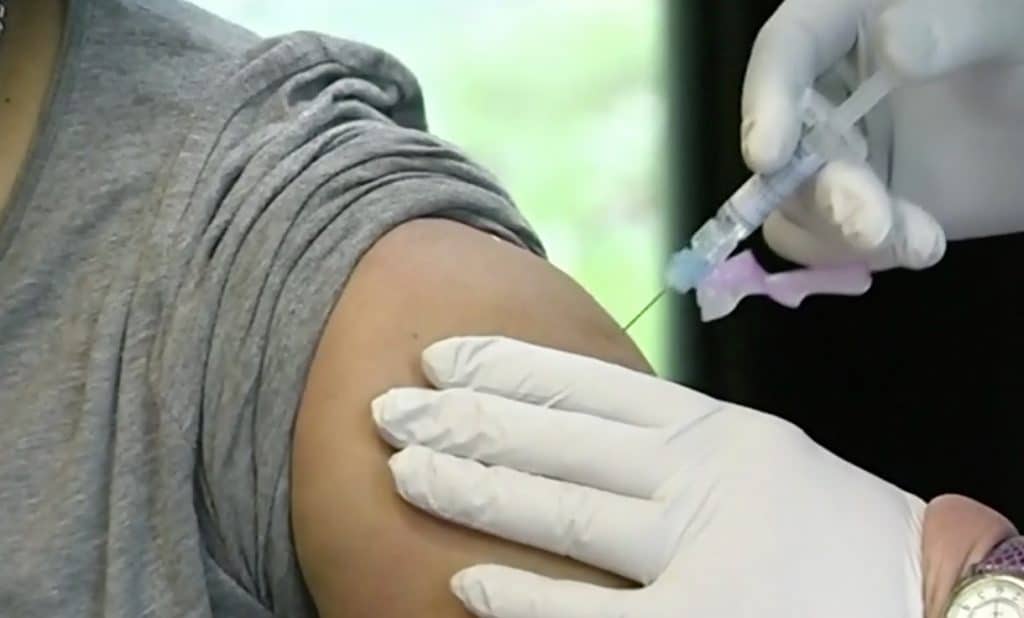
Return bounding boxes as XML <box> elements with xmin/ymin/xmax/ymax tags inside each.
<box><xmin>923</xmin><ymin>494</ymin><xmax>1017</xmax><ymax>618</ymax></box>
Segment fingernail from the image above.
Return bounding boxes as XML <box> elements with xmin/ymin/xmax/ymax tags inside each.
<box><xmin>896</xmin><ymin>226</ymin><xmax>942</xmax><ymax>271</ymax></box>
<box><xmin>421</xmin><ymin>340</ymin><xmax>456</xmax><ymax>385</ymax></box>
<box><xmin>372</xmin><ymin>389</ymin><xmax>431</xmax><ymax>447</ymax></box>
<box><xmin>370</xmin><ymin>393</ymin><xmax>404</xmax><ymax>448</ymax></box>
<box><xmin>824</xmin><ymin>192</ymin><xmax>841</xmax><ymax>221</ymax></box>
<box><xmin>449</xmin><ymin>572</ymin><xmax>468</xmax><ymax>601</ymax></box>
<box><xmin>743</xmin><ymin>123</ymin><xmax>776</xmax><ymax>172</ymax></box>
<box><xmin>386</xmin><ymin>450</ymin><xmax>417</xmax><ymax>501</ymax></box>
<box><xmin>929</xmin><ymin>231</ymin><xmax>947</xmax><ymax>264</ymax></box>
<box><xmin>839</xmin><ymin>207</ymin><xmax>889</xmax><ymax>250</ymax></box>
<box><xmin>388</xmin><ymin>447</ymin><xmax>428</xmax><ymax>484</ymax></box>
<box><xmin>827</xmin><ymin>186</ymin><xmax>854</xmax><ymax>222</ymax></box>
<box><xmin>388</xmin><ymin>447</ymin><xmax>435</xmax><ymax>506</ymax></box>
<box><xmin>741</xmin><ymin>117</ymin><xmax>757</xmax><ymax>147</ymax></box>
<box><xmin>370</xmin><ymin>393</ymin><xmax>391</xmax><ymax>426</ymax></box>
<box><xmin>741</xmin><ymin>117</ymin><xmax>757</xmax><ymax>161</ymax></box>
<box><xmin>450</xmin><ymin>571</ymin><xmax>489</xmax><ymax>613</ymax></box>
<box><xmin>387</xmin><ymin>449</ymin><xmax>413</xmax><ymax>475</ymax></box>
<box><xmin>896</xmin><ymin>204</ymin><xmax>947</xmax><ymax>269</ymax></box>
<box><xmin>914</xmin><ymin>225</ymin><xmax>946</xmax><ymax>268</ymax></box>
<box><xmin>741</xmin><ymin>116</ymin><xmax>755</xmax><ymax>136</ymax></box>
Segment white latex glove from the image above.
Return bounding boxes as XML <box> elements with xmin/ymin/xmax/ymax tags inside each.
<box><xmin>372</xmin><ymin>336</ymin><xmax>924</xmax><ymax>618</ymax></box>
<box><xmin>743</xmin><ymin>0</ymin><xmax>1024</xmax><ymax>271</ymax></box>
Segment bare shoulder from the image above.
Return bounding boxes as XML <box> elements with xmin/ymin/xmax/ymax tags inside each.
<box><xmin>291</xmin><ymin>218</ymin><xmax>648</xmax><ymax>617</ymax></box>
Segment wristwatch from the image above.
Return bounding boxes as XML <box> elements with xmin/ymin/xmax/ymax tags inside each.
<box><xmin>946</xmin><ymin>536</ymin><xmax>1024</xmax><ymax>617</ymax></box>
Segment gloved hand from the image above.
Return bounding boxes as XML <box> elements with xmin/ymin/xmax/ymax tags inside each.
<box><xmin>372</xmin><ymin>336</ymin><xmax>924</xmax><ymax>618</ymax></box>
<box><xmin>742</xmin><ymin>0</ymin><xmax>1024</xmax><ymax>271</ymax></box>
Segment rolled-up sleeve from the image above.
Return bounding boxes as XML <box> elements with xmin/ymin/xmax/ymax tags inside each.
<box><xmin>156</xmin><ymin>32</ymin><xmax>543</xmax><ymax>614</ymax></box>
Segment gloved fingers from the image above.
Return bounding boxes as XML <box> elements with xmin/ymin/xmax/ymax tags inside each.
<box><xmin>763</xmin><ymin>160</ymin><xmax>945</xmax><ymax>270</ymax></box>
<box><xmin>389</xmin><ymin>445</ymin><xmax>668</xmax><ymax>583</ymax></box>
<box><xmin>877</xmin><ymin>0</ymin><xmax>1024</xmax><ymax>81</ymax></box>
<box><xmin>811</xmin><ymin>160</ymin><xmax>894</xmax><ymax>252</ymax></box>
<box><xmin>766</xmin><ymin>159</ymin><xmax>894</xmax><ymax>265</ymax></box>
<box><xmin>874</xmin><ymin>196</ymin><xmax>947</xmax><ymax>271</ymax></box>
<box><xmin>374</xmin><ymin>387</ymin><xmax>667</xmax><ymax>498</ymax></box>
<box><xmin>763</xmin><ymin>206</ymin><xmax>876</xmax><ymax>269</ymax></box>
<box><xmin>741</xmin><ymin>0</ymin><xmax>865</xmax><ymax>173</ymax></box>
<box><xmin>451</xmin><ymin>565</ymin><xmax>630</xmax><ymax>618</ymax></box>
<box><xmin>764</xmin><ymin>198</ymin><xmax>945</xmax><ymax>272</ymax></box>
<box><xmin>421</xmin><ymin>336</ymin><xmax>720</xmax><ymax>428</ymax></box>
<box><xmin>765</xmin><ymin>159</ymin><xmax>886</xmax><ymax>253</ymax></box>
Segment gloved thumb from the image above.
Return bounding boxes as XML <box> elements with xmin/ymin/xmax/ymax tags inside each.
<box><xmin>763</xmin><ymin>160</ymin><xmax>946</xmax><ymax>271</ymax></box>
<box><xmin>451</xmin><ymin>565</ymin><xmax>624</xmax><ymax>618</ymax></box>
<box><xmin>876</xmin><ymin>0</ymin><xmax>1024</xmax><ymax>80</ymax></box>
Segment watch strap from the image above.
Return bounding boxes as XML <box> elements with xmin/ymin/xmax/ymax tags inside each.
<box><xmin>974</xmin><ymin>535</ymin><xmax>1024</xmax><ymax>576</ymax></box>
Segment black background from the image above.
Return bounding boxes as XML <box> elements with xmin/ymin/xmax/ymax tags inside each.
<box><xmin>671</xmin><ymin>2</ymin><xmax>1024</xmax><ymax>522</ymax></box>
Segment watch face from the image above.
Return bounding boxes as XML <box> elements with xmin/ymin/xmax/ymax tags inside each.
<box><xmin>947</xmin><ymin>575</ymin><xmax>1024</xmax><ymax>618</ymax></box>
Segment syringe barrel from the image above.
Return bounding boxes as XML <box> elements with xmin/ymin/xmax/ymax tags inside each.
<box><xmin>695</xmin><ymin>143</ymin><xmax>825</xmax><ymax>261</ymax></box>
<box><xmin>664</xmin><ymin>143</ymin><xmax>827</xmax><ymax>293</ymax></box>
<box><xmin>725</xmin><ymin>142</ymin><xmax>826</xmax><ymax>232</ymax></box>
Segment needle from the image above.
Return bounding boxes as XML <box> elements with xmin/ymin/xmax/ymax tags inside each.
<box><xmin>623</xmin><ymin>288</ymin><xmax>666</xmax><ymax>332</ymax></box>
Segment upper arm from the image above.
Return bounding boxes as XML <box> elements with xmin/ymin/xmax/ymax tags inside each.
<box><xmin>290</xmin><ymin>218</ymin><xmax>649</xmax><ymax>617</ymax></box>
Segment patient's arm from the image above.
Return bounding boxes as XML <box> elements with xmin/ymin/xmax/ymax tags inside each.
<box><xmin>290</xmin><ymin>218</ymin><xmax>650</xmax><ymax>617</ymax></box>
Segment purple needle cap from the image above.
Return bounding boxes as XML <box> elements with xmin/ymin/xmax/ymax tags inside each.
<box><xmin>695</xmin><ymin>250</ymin><xmax>872</xmax><ymax>321</ymax></box>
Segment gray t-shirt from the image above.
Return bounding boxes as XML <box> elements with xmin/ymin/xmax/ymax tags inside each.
<box><xmin>0</xmin><ymin>0</ymin><xmax>541</xmax><ymax>615</ymax></box>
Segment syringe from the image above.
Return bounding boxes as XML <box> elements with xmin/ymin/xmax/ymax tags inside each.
<box><xmin>664</xmin><ymin>70</ymin><xmax>895</xmax><ymax>295</ymax></box>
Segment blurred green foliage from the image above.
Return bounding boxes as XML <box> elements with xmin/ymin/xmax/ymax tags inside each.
<box><xmin>193</xmin><ymin>0</ymin><xmax>670</xmax><ymax>373</ymax></box>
